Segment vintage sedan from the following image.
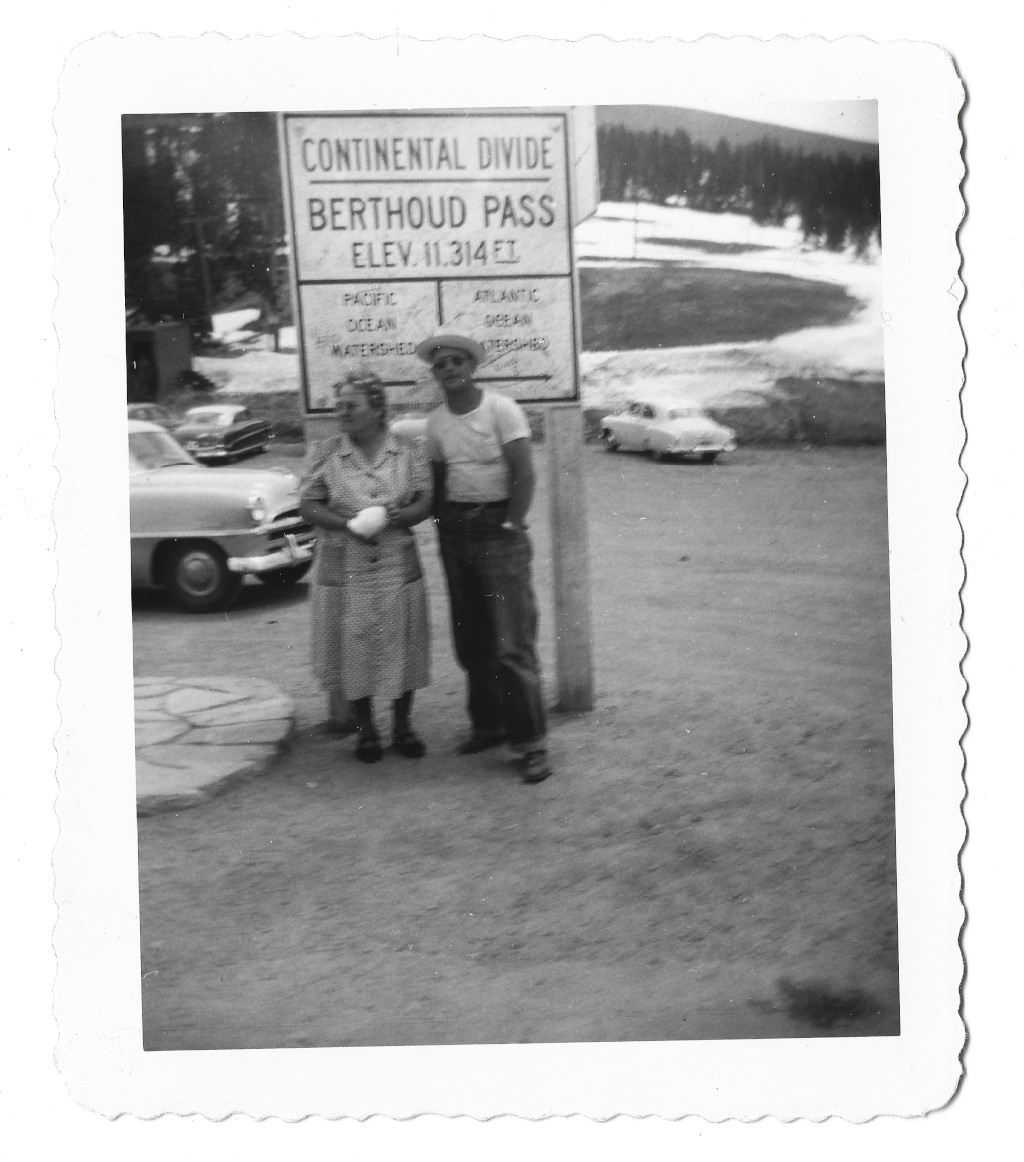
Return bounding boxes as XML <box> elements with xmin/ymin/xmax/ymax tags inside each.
<box><xmin>173</xmin><ymin>403</ymin><xmax>274</xmax><ymax>463</ymax></box>
<box><xmin>129</xmin><ymin>419</ymin><xmax>314</xmax><ymax>612</ymax></box>
<box><xmin>600</xmin><ymin>399</ymin><xmax>737</xmax><ymax>463</ymax></box>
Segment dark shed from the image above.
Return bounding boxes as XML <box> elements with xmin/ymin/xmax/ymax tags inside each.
<box><xmin>126</xmin><ymin>320</ymin><xmax>193</xmax><ymax>402</ymax></box>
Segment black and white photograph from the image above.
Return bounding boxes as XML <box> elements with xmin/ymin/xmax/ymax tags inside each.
<box><xmin>127</xmin><ymin>100</ymin><xmax>898</xmax><ymax>1051</ymax></box>
<box><xmin>48</xmin><ymin>33</ymin><xmax>966</xmax><ymax>1121</ymax></box>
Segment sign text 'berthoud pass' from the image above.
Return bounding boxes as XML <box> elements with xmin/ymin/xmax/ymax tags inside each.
<box><xmin>281</xmin><ymin>112</ymin><xmax>580</xmax><ymax>412</ymax></box>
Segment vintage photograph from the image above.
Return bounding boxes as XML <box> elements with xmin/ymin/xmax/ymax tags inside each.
<box><xmin>124</xmin><ymin>100</ymin><xmax>898</xmax><ymax>1051</ymax></box>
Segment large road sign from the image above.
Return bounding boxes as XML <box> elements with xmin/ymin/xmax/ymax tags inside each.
<box><xmin>279</xmin><ymin>109</ymin><xmax>583</xmax><ymax>411</ymax></box>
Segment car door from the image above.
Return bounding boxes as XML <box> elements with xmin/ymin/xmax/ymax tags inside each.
<box><xmin>637</xmin><ymin>403</ymin><xmax>659</xmax><ymax>451</ymax></box>
<box><xmin>128</xmin><ymin>466</ymin><xmax>163</xmax><ymax>585</ymax></box>
<box><xmin>617</xmin><ymin>402</ymin><xmax>645</xmax><ymax>450</ymax></box>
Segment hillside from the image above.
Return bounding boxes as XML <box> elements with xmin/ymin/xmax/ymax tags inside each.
<box><xmin>597</xmin><ymin>104</ymin><xmax>879</xmax><ymax>162</ymax></box>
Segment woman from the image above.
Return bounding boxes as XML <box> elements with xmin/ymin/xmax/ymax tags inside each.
<box><xmin>299</xmin><ymin>370</ymin><xmax>433</xmax><ymax>762</ymax></box>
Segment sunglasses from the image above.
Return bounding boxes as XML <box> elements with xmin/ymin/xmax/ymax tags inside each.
<box><xmin>431</xmin><ymin>354</ymin><xmax>471</xmax><ymax>371</ymax></box>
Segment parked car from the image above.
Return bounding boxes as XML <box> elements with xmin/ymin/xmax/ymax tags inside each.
<box><xmin>127</xmin><ymin>402</ymin><xmax>176</xmax><ymax>428</ymax></box>
<box><xmin>389</xmin><ymin>413</ymin><xmax>429</xmax><ymax>445</ymax></box>
<box><xmin>600</xmin><ymin>400</ymin><xmax>737</xmax><ymax>463</ymax></box>
<box><xmin>173</xmin><ymin>403</ymin><xmax>274</xmax><ymax>463</ymax></box>
<box><xmin>128</xmin><ymin>419</ymin><xmax>314</xmax><ymax>612</ymax></box>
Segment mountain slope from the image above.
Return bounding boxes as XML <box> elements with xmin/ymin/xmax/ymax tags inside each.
<box><xmin>597</xmin><ymin>105</ymin><xmax>879</xmax><ymax>161</ymax></box>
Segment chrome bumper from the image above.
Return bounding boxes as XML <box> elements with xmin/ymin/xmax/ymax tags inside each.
<box><xmin>186</xmin><ymin>445</ymin><xmax>231</xmax><ymax>459</ymax></box>
<box><xmin>227</xmin><ymin>534</ymin><xmax>314</xmax><ymax>574</ymax></box>
<box><xmin>675</xmin><ymin>440</ymin><xmax>737</xmax><ymax>454</ymax></box>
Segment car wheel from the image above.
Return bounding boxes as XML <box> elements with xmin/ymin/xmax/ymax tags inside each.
<box><xmin>257</xmin><ymin>562</ymin><xmax>312</xmax><ymax>587</ymax></box>
<box><xmin>699</xmin><ymin>452</ymin><xmax>720</xmax><ymax>464</ymax></box>
<box><xmin>601</xmin><ymin>429</ymin><xmax>620</xmax><ymax>452</ymax></box>
<box><xmin>163</xmin><ymin>541</ymin><xmax>243</xmax><ymax>613</ymax></box>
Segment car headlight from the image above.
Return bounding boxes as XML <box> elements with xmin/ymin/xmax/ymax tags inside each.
<box><xmin>248</xmin><ymin>494</ymin><xmax>267</xmax><ymax>523</ymax></box>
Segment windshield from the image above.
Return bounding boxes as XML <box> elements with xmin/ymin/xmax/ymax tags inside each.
<box><xmin>129</xmin><ymin>429</ymin><xmax>196</xmax><ymax>471</ymax></box>
<box><xmin>185</xmin><ymin>411</ymin><xmax>233</xmax><ymax>427</ymax></box>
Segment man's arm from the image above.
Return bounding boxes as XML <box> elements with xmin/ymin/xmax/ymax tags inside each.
<box><xmin>430</xmin><ymin>459</ymin><xmax>448</xmax><ymax>520</ymax></box>
<box><xmin>501</xmin><ymin>437</ymin><xmax>535</xmax><ymax>528</ymax></box>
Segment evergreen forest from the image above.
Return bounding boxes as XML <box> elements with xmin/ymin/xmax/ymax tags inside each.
<box><xmin>597</xmin><ymin>124</ymin><xmax>881</xmax><ymax>255</ymax></box>
<box><xmin>121</xmin><ymin>113</ymin><xmax>881</xmax><ymax>332</ymax></box>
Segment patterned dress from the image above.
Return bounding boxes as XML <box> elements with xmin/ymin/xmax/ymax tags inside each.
<box><xmin>300</xmin><ymin>432</ymin><xmax>431</xmax><ymax>701</ymax></box>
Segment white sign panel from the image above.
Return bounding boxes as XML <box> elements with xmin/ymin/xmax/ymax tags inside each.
<box><xmin>280</xmin><ymin>110</ymin><xmax>581</xmax><ymax>411</ymax></box>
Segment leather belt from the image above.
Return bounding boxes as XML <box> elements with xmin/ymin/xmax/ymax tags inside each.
<box><xmin>446</xmin><ymin>500</ymin><xmax>509</xmax><ymax>509</ymax></box>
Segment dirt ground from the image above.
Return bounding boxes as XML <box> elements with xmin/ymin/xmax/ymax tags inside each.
<box><xmin>134</xmin><ymin>444</ymin><xmax>898</xmax><ymax>1049</ymax></box>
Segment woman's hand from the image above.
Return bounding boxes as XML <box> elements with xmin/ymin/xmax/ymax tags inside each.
<box><xmin>389</xmin><ymin>491</ymin><xmax>431</xmax><ymax>530</ymax></box>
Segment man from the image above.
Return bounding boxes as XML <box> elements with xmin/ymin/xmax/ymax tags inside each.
<box><xmin>417</xmin><ymin>333</ymin><xmax>553</xmax><ymax>784</ymax></box>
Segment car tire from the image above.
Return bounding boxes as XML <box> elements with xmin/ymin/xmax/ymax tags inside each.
<box><xmin>601</xmin><ymin>430</ymin><xmax>620</xmax><ymax>452</ymax></box>
<box><xmin>162</xmin><ymin>541</ymin><xmax>243</xmax><ymax>613</ymax></box>
<box><xmin>699</xmin><ymin>452</ymin><xmax>721</xmax><ymax>464</ymax></box>
<box><xmin>257</xmin><ymin>562</ymin><xmax>312</xmax><ymax>587</ymax></box>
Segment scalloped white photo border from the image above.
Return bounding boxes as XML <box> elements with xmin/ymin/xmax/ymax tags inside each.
<box><xmin>51</xmin><ymin>32</ymin><xmax>966</xmax><ymax>1120</ymax></box>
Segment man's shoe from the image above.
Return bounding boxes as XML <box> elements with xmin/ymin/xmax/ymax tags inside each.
<box><xmin>456</xmin><ymin>732</ymin><xmax>507</xmax><ymax>755</ymax></box>
<box><xmin>521</xmin><ymin>750</ymin><xmax>553</xmax><ymax>784</ymax></box>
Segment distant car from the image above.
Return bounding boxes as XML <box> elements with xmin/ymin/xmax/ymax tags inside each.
<box><xmin>600</xmin><ymin>400</ymin><xmax>737</xmax><ymax>463</ymax></box>
<box><xmin>127</xmin><ymin>403</ymin><xmax>176</xmax><ymax>428</ymax></box>
<box><xmin>389</xmin><ymin>414</ymin><xmax>429</xmax><ymax>445</ymax></box>
<box><xmin>128</xmin><ymin>419</ymin><xmax>314</xmax><ymax>612</ymax></box>
<box><xmin>173</xmin><ymin>403</ymin><xmax>274</xmax><ymax>463</ymax></box>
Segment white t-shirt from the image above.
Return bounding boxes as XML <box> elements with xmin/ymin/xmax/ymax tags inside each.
<box><xmin>425</xmin><ymin>390</ymin><xmax>531</xmax><ymax>502</ymax></box>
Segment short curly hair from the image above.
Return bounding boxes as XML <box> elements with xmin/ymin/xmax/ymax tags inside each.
<box><xmin>331</xmin><ymin>368</ymin><xmax>388</xmax><ymax>428</ymax></box>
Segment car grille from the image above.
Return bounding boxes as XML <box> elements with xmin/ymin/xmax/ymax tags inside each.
<box><xmin>267</xmin><ymin>507</ymin><xmax>316</xmax><ymax>550</ymax></box>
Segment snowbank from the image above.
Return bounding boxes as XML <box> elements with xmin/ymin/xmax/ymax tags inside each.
<box><xmin>576</xmin><ymin>201</ymin><xmax>883</xmax><ymax>410</ymax></box>
<box><xmin>195</xmin><ymin>350</ymin><xmax>300</xmax><ymax>395</ymax></box>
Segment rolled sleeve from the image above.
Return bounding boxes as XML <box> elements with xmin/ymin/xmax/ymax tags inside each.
<box><xmin>299</xmin><ymin>440</ymin><xmax>333</xmax><ymax>502</ymax></box>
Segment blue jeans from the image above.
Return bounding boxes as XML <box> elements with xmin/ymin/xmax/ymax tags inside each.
<box><xmin>438</xmin><ymin>504</ymin><xmax>548</xmax><ymax>751</ymax></box>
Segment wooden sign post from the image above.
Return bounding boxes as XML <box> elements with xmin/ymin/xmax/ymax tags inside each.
<box><xmin>279</xmin><ymin>107</ymin><xmax>596</xmax><ymax>712</ymax></box>
<box><xmin>545</xmin><ymin>404</ymin><xmax>594</xmax><ymax>711</ymax></box>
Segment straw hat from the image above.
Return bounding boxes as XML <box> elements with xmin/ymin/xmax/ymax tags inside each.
<box><xmin>414</xmin><ymin>333</ymin><xmax>486</xmax><ymax>366</ymax></box>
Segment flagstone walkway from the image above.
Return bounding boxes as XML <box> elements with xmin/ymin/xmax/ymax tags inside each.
<box><xmin>134</xmin><ymin>675</ymin><xmax>294</xmax><ymax>815</ymax></box>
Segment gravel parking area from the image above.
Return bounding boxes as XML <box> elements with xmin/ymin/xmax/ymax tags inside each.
<box><xmin>134</xmin><ymin>445</ymin><xmax>897</xmax><ymax>1049</ymax></box>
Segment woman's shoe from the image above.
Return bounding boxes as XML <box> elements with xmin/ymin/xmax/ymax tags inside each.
<box><xmin>392</xmin><ymin>730</ymin><xmax>427</xmax><ymax>758</ymax></box>
<box><xmin>355</xmin><ymin>728</ymin><xmax>383</xmax><ymax>763</ymax></box>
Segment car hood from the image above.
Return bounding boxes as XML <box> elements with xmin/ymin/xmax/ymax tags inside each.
<box><xmin>132</xmin><ymin>464</ymin><xmax>301</xmax><ymax>507</ymax></box>
<box><xmin>175</xmin><ymin>422</ymin><xmax>233</xmax><ymax>440</ymax></box>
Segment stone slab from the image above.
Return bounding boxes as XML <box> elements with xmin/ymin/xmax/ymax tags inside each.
<box><xmin>188</xmin><ymin>676</ymin><xmax>285</xmax><ymax>699</ymax></box>
<box><xmin>184</xmin><ymin>720</ymin><xmax>293</xmax><ymax>746</ymax></box>
<box><xmin>135</xmin><ymin>721</ymin><xmax>190</xmax><ymax>748</ymax></box>
<box><xmin>134</xmin><ymin>707</ymin><xmax>178</xmax><ymax>722</ymax></box>
<box><xmin>165</xmin><ymin>686</ymin><xmax>248</xmax><ymax>716</ymax></box>
<box><xmin>139</xmin><ymin>742</ymin><xmax>274</xmax><ymax>773</ymax></box>
<box><xmin>134</xmin><ymin>676</ymin><xmax>295</xmax><ymax>817</ymax></box>
<box><xmin>134</xmin><ymin>679</ymin><xmax>181</xmax><ymax>695</ymax></box>
<box><xmin>187</xmin><ymin>696</ymin><xmax>294</xmax><ymax>727</ymax></box>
